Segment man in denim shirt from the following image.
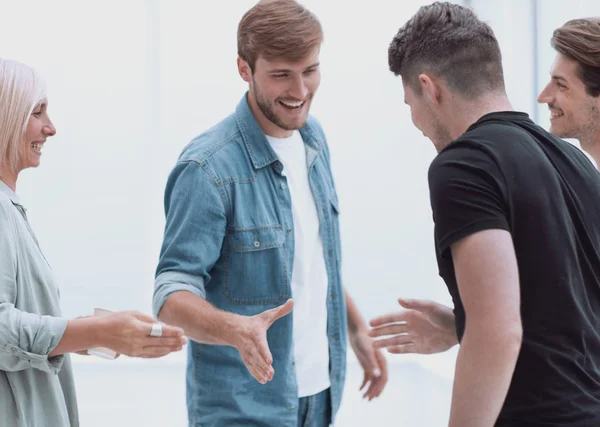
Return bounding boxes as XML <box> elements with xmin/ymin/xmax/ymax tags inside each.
<box><xmin>152</xmin><ymin>1</ymin><xmax>387</xmax><ymax>426</ymax></box>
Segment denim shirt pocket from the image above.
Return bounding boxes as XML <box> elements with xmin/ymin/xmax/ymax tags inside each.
<box><xmin>224</xmin><ymin>225</ymin><xmax>290</xmax><ymax>305</ymax></box>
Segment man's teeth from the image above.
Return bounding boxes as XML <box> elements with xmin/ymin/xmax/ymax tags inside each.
<box><xmin>551</xmin><ymin>110</ymin><xmax>564</xmax><ymax>118</ymax></box>
<box><xmin>280</xmin><ymin>100</ymin><xmax>304</xmax><ymax>109</ymax></box>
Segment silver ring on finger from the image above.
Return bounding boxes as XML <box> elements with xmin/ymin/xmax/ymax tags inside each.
<box><xmin>149</xmin><ymin>322</ymin><xmax>163</xmax><ymax>337</ymax></box>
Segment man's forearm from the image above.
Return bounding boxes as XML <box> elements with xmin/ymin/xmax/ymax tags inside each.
<box><xmin>345</xmin><ymin>290</ymin><xmax>367</xmax><ymax>334</ymax></box>
<box><xmin>448</xmin><ymin>325</ymin><xmax>522</xmax><ymax>427</ymax></box>
<box><xmin>159</xmin><ymin>291</ymin><xmax>241</xmax><ymax>346</ymax></box>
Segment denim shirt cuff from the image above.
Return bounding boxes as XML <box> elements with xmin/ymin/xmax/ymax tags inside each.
<box><xmin>153</xmin><ymin>271</ymin><xmax>206</xmax><ymax>318</ymax></box>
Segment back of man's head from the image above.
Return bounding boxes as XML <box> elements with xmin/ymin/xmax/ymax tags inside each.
<box><xmin>388</xmin><ymin>2</ymin><xmax>505</xmax><ymax>100</ymax></box>
<box><xmin>552</xmin><ymin>18</ymin><xmax>600</xmax><ymax>97</ymax></box>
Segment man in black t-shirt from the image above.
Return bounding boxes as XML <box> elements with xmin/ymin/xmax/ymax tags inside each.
<box><xmin>371</xmin><ymin>18</ymin><xmax>600</xmax><ymax>358</ymax></box>
<box><xmin>369</xmin><ymin>3</ymin><xmax>600</xmax><ymax>426</ymax></box>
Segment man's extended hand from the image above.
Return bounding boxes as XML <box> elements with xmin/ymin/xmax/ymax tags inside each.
<box><xmin>369</xmin><ymin>298</ymin><xmax>457</xmax><ymax>355</ymax></box>
<box><xmin>231</xmin><ymin>299</ymin><xmax>294</xmax><ymax>384</ymax></box>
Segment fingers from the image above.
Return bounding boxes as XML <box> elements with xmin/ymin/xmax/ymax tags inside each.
<box><xmin>264</xmin><ymin>299</ymin><xmax>294</xmax><ymax>325</ymax></box>
<box><xmin>368</xmin><ymin>323</ymin><xmax>409</xmax><ymax>338</ymax></box>
<box><xmin>255</xmin><ymin>339</ymin><xmax>274</xmax><ymax>382</ymax></box>
<box><xmin>355</xmin><ymin>336</ymin><xmax>384</xmax><ymax>400</ymax></box>
<box><xmin>362</xmin><ymin>345</ymin><xmax>382</xmax><ymax>379</ymax></box>
<box><xmin>371</xmin><ymin>351</ymin><xmax>388</xmax><ymax>398</ymax></box>
<box><xmin>398</xmin><ymin>298</ymin><xmax>436</xmax><ymax>312</ymax></box>
<box><xmin>117</xmin><ymin>311</ymin><xmax>186</xmax><ymax>338</ymax></box>
<box><xmin>243</xmin><ymin>356</ymin><xmax>262</xmax><ymax>383</ymax></box>
<box><xmin>143</xmin><ymin>321</ymin><xmax>185</xmax><ymax>338</ymax></box>
<box><xmin>361</xmin><ymin>375</ymin><xmax>378</xmax><ymax>400</ymax></box>
<box><xmin>238</xmin><ymin>332</ymin><xmax>274</xmax><ymax>384</ymax></box>
<box><xmin>359</xmin><ymin>372</ymin><xmax>369</xmax><ymax>391</ymax></box>
<box><xmin>373</xmin><ymin>334</ymin><xmax>413</xmax><ymax>349</ymax></box>
<box><xmin>253</xmin><ymin>356</ymin><xmax>274</xmax><ymax>384</ymax></box>
<box><xmin>362</xmin><ymin>350</ymin><xmax>388</xmax><ymax>400</ymax></box>
<box><xmin>244</xmin><ymin>353</ymin><xmax>273</xmax><ymax>384</ymax></box>
<box><xmin>122</xmin><ymin>312</ymin><xmax>185</xmax><ymax>338</ymax></box>
<box><xmin>144</xmin><ymin>336</ymin><xmax>187</xmax><ymax>348</ymax></box>
<box><xmin>257</xmin><ymin>338</ymin><xmax>273</xmax><ymax>366</ymax></box>
<box><xmin>136</xmin><ymin>345</ymin><xmax>184</xmax><ymax>358</ymax></box>
<box><xmin>369</xmin><ymin>312</ymin><xmax>405</xmax><ymax>328</ymax></box>
<box><xmin>128</xmin><ymin>336</ymin><xmax>187</xmax><ymax>358</ymax></box>
<box><xmin>387</xmin><ymin>343</ymin><xmax>416</xmax><ymax>354</ymax></box>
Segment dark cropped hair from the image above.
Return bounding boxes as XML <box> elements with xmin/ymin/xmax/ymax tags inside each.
<box><xmin>388</xmin><ymin>2</ymin><xmax>505</xmax><ymax>99</ymax></box>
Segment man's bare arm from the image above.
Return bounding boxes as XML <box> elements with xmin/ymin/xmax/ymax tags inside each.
<box><xmin>448</xmin><ymin>229</ymin><xmax>522</xmax><ymax>427</ymax></box>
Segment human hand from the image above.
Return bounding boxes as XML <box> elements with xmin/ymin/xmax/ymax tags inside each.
<box><xmin>369</xmin><ymin>298</ymin><xmax>457</xmax><ymax>355</ymax></box>
<box><xmin>97</xmin><ymin>311</ymin><xmax>187</xmax><ymax>358</ymax></box>
<box><xmin>350</xmin><ymin>328</ymin><xmax>388</xmax><ymax>400</ymax></box>
<box><xmin>230</xmin><ymin>299</ymin><xmax>293</xmax><ymax>384</ymax></box>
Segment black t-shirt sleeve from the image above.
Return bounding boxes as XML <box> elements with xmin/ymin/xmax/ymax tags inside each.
<box><xmin>429</xmin><ymin>142</ymin><xmax>510</xmax><ymax>258</ymax></box>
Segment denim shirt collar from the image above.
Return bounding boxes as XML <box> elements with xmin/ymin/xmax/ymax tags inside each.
<box><xmin>235</xmin><ymin>93</ymin><xmax>323</xmax><ymax>170</ymax></box>
<box><xmin>0</xmin><ymin>180</ymin><xmax>22</xmax><ymax>206</ymax></box>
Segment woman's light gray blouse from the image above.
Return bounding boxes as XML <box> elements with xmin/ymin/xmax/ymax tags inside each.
<box><xmin>0</xmin><ymin>181</ymin><xmax>78</xmax><ymax>426</ymax></box>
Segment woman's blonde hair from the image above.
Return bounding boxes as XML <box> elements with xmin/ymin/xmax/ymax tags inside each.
<box><xmin>0</xmin><ymin>59</ymin><xmax>47</xmax><ymax>177</ymax></box>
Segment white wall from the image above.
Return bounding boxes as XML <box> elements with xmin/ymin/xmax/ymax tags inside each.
<box><xmin>4</xmin><ymin>0</ymin><xmax>597</xmax><ymax>425</ymax></box>
<box><xmin>472</xmin><ymin>0</ymin><xmax>600</xmax><ymax>161</ymax></box>
<box><xmin>2</xmin><ymin>0</ymin><xmax>157</xmax><ymax>313</ymax></box>
<box><xmin>2</xmin><ymin>0</ymin><xmax>455</xmax><ymax>327</ymax></box>
<box><xmin>3</xmin><ymin>0</ymin><xmax>593</xmax><ymax>381</ymax></box>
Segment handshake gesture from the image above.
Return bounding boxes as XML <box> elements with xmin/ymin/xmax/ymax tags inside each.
<box><xmin>230</xmin><ymin>299</ymin><xmax>294</xmax><ymax>384</ymax></box>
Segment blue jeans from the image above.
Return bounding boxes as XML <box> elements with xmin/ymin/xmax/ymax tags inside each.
<box><xmin>297</xmin><ymin>388</ymin><xmax>331</xmax><ymax>427</ymax></box>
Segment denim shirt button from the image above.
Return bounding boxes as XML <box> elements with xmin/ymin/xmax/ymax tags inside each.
<box><xmin>287</xmin><ymin>228</ymin><xmax>292</xmax><ymax>233</ymax></box>
<box><xmin>254</xmin><ymin>241</ymin><xmax>260</xmax><ymax>248</ymax></box>
<box><xmin>280</xmin><ymin>183</ymin><xmax>286</xmax><ymax>190</ymax></box>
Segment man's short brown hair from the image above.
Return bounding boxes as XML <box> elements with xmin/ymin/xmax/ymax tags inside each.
<box><xmin>388</xmin><ymin>2</ymin><xmax>505</xmax><ymax>99</ymax></box>
<box><xmin>237</xmin><ymin>0</ymin><xmax>323</xmax><ymax>71</ymax></box>
<box><xmin>552</xmin><ymin>18</ymin><xmax>600</xmax><ymax>97</ymax></box>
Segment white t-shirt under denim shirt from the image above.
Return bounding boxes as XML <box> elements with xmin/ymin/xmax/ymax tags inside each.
<box><xmin>266</xmin><ymin>130</ymin><xmax>330</xmax><ymax>398</ymax></box>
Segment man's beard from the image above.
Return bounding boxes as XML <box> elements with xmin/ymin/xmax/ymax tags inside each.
<box><xmin>252</xmin><ymin>80</ymin><xmax>309</xmax><ymax>131</ymax></box>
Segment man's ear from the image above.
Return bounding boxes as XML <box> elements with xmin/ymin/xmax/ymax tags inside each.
<box><xmin>237</xmin><ymin>57</ymin><xmax>252</xmax><ymax>83</ymax></box>
<box><xmin>418</xmin><ymin>73</ymin><xmax>442</xmax><ymax>105</ymax></box>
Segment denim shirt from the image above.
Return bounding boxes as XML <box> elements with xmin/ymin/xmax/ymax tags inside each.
<box><xmin>153</xmin><ymin>94</ymin><xmax>348</xmax><ymax>427</ymax></box>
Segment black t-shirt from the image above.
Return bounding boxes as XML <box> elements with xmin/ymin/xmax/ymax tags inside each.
<box><xmin>430</xmin><ymin>112</ymin><xmax>600</xmax><ymax>426</ymax></box>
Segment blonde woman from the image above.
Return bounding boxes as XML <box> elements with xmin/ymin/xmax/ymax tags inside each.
<box><xmin>0</xmin><ymin>59</ymin><xmax>187</xmax><ymax>427</ymax></box>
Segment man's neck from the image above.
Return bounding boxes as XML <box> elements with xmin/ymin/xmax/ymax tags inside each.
<box><xmin>447</xmin><ymin>95</ymin><xmax>514</xmax><ymax>141</ymax></box>
<box><xmin>581</xmin><ymin>134</ymin><xmax>600</xmax><ymax>169</ymax></box>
